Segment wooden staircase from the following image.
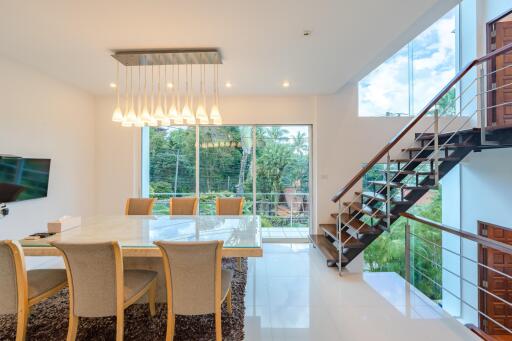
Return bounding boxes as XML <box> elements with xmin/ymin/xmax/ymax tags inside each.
<box><xmin>310</xmin><ymin>128</ymin><xmax>510</xmax><ymax>268</ymax></box>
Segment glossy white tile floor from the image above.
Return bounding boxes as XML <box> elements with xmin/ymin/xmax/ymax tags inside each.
<box><xmin>245</xmin><ymin>243</ymin><xmax>479</xmax><ymax>341</ymax></box>
<box><xmin>26</xmin><ymin>244</ymin><xmax>479</xmax><ymax>340</ymax></box>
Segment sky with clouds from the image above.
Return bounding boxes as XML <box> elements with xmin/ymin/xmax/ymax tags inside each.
<box><xmin>359</xmin><ymin>9</ymin><xmax>456</xmax><ymax>117</ymax></box>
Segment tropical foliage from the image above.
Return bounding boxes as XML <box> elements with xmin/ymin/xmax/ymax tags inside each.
<box><xmin>363</xmin><ymin>164</ymin><xmax>443</xmax><ymax>301</ymax></box>
<box><xmin>148</xmin><ymin>125</ymin><xmax>310</xmax><ymax>227</ymax></box>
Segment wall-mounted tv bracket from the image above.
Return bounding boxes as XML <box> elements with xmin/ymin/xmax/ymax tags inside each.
<box><xmin>0</xmin><ymin>203</ymin><xmax>8</xmax><ymax>218</ymax></box>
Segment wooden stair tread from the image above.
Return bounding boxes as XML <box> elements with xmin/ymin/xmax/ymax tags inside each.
<box><xmin>415</xmin><ymin>129</ymin><xmax>479</xmax><ymax>141</ymax></box>
<box><xmin>367</xmin><ymin>180</ymin><xmax>435</xmax><ymax>190</ymax></box>
<box><xmin>339</xmin><ymin>213</ymin><xmax>380</xmax><ymax>234</ymax></box>
<box><xmin>343</xmin><ymin>201</ymin><xmax>388</xmax><ymax>219</ymax></box>
<box><xmin>402</xmin><ymin>143</ymin><xmax>471</xmax><ymax>152</ymax></box>
<box><xmin>390</xmin><ymin>157</ymin><xmax>459</xmax><ymax>163</ymax></box>
<box><xmin>378</xmin><ymin>169</ymin><xmax>434</xmax><ymax>176</ymax></box>
<box><xmin>309</xmin><ymin>234</ymin><xmax>348</xmax><ymax>266</ymax></box>
<box><xmin>355</xmin><ymin>191</ymin><xmax>410</xmax><ymax>205</ymax></box>
<box><xmin>320</xmin><ymin>224</ymin><xmax>365</xmax><ymax>248</ymax></box>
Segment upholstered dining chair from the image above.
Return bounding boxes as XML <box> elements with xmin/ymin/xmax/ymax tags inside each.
<box><xmin>169</xmin><ymin>197</ymin><xmax>198</xmax><ymax>215</ymax></box>
<box><xmin>154</xmin><ymin>241</ymin><xmax>233</xmax><ymax>341</ymax></box>
<box><xmin>51</xmin><ymin>241</ymin><xmax>158</xmax><ymax>341</ymax></box>
<box><xmin>0</xmin><ymin>240</ymin><xmax>67</xmax><ymax>341</ymax></box>
<box><xmin>125</xmin><ymin>198</ymin><xmax>156</xmax><ymax>215</ymax></box>
<box><xmin>216</xmin><ymin>197</ymin><xmax>244</xmax><ymax>215</ymax></box>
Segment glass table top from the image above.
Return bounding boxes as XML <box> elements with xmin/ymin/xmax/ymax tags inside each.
<box><xmin>21</xmin><ymin>215</ymin><xmax>262</xmax><ymax>249</ymax></box>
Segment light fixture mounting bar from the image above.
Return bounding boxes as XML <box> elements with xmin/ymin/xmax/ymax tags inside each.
<box><xmin>111</xmin><ymin>48</ymin><xmax>222</xmax><ymax>66</ymax></box>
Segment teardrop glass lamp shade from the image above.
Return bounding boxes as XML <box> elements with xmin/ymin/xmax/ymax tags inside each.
<box><xmin>141</xmin><ymin>106</ymin><xmax>151</xmax><ymax>124</ymax></box>
<box><xmin>168</xmin><ymin>104</ymin><xmax>179</xmax><ymax>120</ymax></box>
<box><xmin>126</xmin><ymin>107</ymin><xmax>137</xmax><ymax>123</ymax></box>
<box><xmin>210</xmin><ymin>104</ymin><xmax>221</xmax><ymax>120</ymax></box>
<box><xmin>196</xmin><ymin>104</ymin><xmax>209</xmax><ymax>124</ymax></box>
<box><xmin>112</xmin><ymin>106</ymin><xmax>124</xmax><ymax>122</ymax></box>
<box><xmin>154</xmin><ymin>104</ymin><xmax>165</xmax><ymax>121</ymax></box>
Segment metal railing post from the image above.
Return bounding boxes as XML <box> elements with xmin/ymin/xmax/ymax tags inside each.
<box><xmin>405</xmin><ymin>220</ymin><xmax>411</xmax><ymax>283</ymax></box>
<box><xmin>478</xmin><ymin>63</ymin><xmax>488</xmax><ymax>145</ymax></box>
<box><xmin>434</xmin><ymin>108</ymin><xmax>439</xmax><ymax>187</ymax></box>
<box><xmin>386</xmin><ymin>152</ymin><xmax>391</xmax><ymax>230</ymax></box>
<box><xmin>338</xmin><ymin>200</ymin><xmax>343</xmax><ymax>277</ymax></box>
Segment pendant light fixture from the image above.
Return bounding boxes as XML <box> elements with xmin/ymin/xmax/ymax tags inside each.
<box><xmin>111</xmin><ymin>61</ymin><xmax>124</xmax><ymax>122</ymax></box>
<box><xmin>168</xmin><ymin>64</ymin><xmax>180</xmax><ymax>123</ymax></box>
<box><xmin>196</xmin><ymin>63</ymin><xmax>209</xmax><ymax>124</ymax></box>
<box><xmin>111</xmin><ymin>48</ymin><xmax>223</xmax><ymax>127</ymax></box>
<box><xmin>210</xmin><ymin>63</ymin><xmax>222</xmax><ymax>125</ymax></box>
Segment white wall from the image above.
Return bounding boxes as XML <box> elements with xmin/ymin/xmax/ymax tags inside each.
<box><xmin>0</xmin><ymin>56</ymin><xmax>96</xmax><ymax>240</ymax></box>
<box><xmin>94</xmin><ymin>95</ymin><xmax>317</xmax><ymax>215</ymax></box>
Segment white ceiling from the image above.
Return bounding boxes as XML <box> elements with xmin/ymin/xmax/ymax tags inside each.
<box><xmin>0</xmin><ymin>0</ymin><xmax>457</xmax><ymax>96</ymax></box>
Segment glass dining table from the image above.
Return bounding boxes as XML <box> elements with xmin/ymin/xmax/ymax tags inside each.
<box><xmin>21</xmin><ymin>215</ymin><xmax>263</xmax><ymax>258</ymax></box>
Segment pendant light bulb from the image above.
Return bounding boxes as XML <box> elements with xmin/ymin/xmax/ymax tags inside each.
<box><xmin>154</xmin><ymin>104</ymin><xmax>165</xmax><ymax>121</ymax></box>
<box><xmin>168</xmin><ymin>104</ymin><xmax>179</xmax><ymax>121</ymax></box>
<box><xmin>112</xmin><ymin>61</ymin><xmax>124</xmax><ymax>122</ymax></box>
<box><xmin>196</xmin><ymin>104</ymin><xmax>208</xmax><ymax>124</ymax></box>
<box><xmin>210</xmin><ymin>104</ymin><xmax>221</xmax><ymax>119</ymax></box>
<box><xmin>112</xmin><ymin>106</ymin><xmax>123</xmax><ymax>122</ymax></box>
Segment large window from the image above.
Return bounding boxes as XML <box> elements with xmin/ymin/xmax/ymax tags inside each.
<box><xmin>143</xmin><ymin>125</ymin><xmax>311</xmax><ymax>232</ymax></box>
<box><xmin>359</xmin><ymin>7</ymin><xmax>457</xmax><ymax>117</ymax></box>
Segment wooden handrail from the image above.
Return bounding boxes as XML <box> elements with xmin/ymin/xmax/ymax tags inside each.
<box><xmin>465</xmin><ymin>324</ymin><xmax>498</xmax><ymax>341</ymax></box>
<box><xmin>401</xmin><ymin>212</ymin><xmax>512</xmax><ymax>255</ymax></box>
<box><xmin>331</xmin><ymin>42</ymin><xmax>512</xmax><ymax>203</ymax></box>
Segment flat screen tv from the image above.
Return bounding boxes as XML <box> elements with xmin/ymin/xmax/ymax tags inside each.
<box><xmin>0</xmin><ymin>157</ymin><xmax>51</xmax><ymax>203</ymax></box>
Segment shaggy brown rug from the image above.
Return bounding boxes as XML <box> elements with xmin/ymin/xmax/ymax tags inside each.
<box><xmin>0</xmin><ymin>258</ymin><xmax>247</xmax><ymax>341</ymax></box>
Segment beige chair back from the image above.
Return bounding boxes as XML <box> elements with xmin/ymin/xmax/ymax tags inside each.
<box><xmin>155</xmin><ymin>241</ymin><xmax>223</xmax><ymax>315</ymax></box>
<box><xmin>169</xmin><ymin>197</ymin><xmax>198</xmax><ymax>215</ymax></box>
<box><xmin>125</xmin><ymin>198</ymin><xmax>156</xmax><ymax>215</ymax></box>
<box><xmin>52</xmin><ymin>242</ymin><xmax>123</xmax><ymax>317</ymax></box>
<box><xmin>0</xmin><ymin>241</ymin><xmax>26</xmax><ymax>314</ymax></box>
<box><xmin>216</xmin><ymin>197</ymin><xmax>244</xmax><ymax>215</ymax></box>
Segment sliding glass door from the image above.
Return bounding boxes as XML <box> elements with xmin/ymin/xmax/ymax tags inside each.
<box><xmin>199</xmin><ymin>126</ymin><xmax>254</xmax><ymax>214</ymax></box>
<box><xmin>147</xmin><ymin>126</ymin><xmax>196</xmax><ymax>214</ymax></box>
<box><xmin>143</xmin><ymin>124</ymin><xmax>311</xmax><ymax>237</ymax></box>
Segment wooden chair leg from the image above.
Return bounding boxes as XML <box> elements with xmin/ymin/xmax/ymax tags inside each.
<box><xmin>166</xmin><ymin>312</ymin><xmax>175</xmax><ymax>341</ymax></box>
<box><xmin>66</xmin><ymin>312</ymin><xmax>79</xmax><ymax>341</ymax></box>
<box><xmin>148</xmin><ymin>280</ymin><xmax>157</xmax><ymax>317</ymax></box>
<box><xmin>226</xmin><ymin>289</ymin><xmax>233</xmax><ymax>315</ymax></box>
<box><xmin>16</xmin><ymin>306</ymin><xmax>29</xmax><ymax>341</ymax></box>
<box><xmin>237</xmin><ymin>257</ymin><xmax>242</xmax><ymax>271</ymax></box>
<box><xmin>215</xmin><ymin>311</ymin><xmax>222</xmax><ymax>341</ymax></box>
<box><xmin>116</xmin><ymin>313</ymin><xmax>124</xmax><ymax>341</ymax></box>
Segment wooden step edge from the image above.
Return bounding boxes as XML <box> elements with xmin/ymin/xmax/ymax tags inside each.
<box><xmin>320</xmin><ymin>224</ymin><xmax>338</xmax><ymax>241</ymax></box>
<box><xmin>342</xmin><ymin>202</ymin><xmax>388</xmax><ymax>219</ymax></box>
<box><xmin>355</xmin><ymin>191</ymin><xmax>410</xmax><ymax>205</ymax></box>
<box><xmin>390</xmin><ymin>157</ymin><xmax>459</xmax><ymax>163</ymax></box>
<box><xmin>339</xmin><ymin>214</ymin><xmax>381</xmax><ymax>235</ymax></box>
<box><xmin>377</xmin><ymin>169</ymin><xmax>435</xmax><ymax>176</ymax></box>
<box><xmin>367</xmin><ymin>181</ymin><xmax>436</xmax><ymax>190</ymax></box>
<box><xmin>401</xmin><ymin>143</ymin><xmax>472</xmax><ymax>152</ymax></box>
<box><xmin>309</xmin><ymin>234</ymin><xmax>348</xmax><ymax>266</ymax></box>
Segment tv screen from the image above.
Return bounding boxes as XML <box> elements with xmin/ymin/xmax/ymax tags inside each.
<box><xmin>0</xmin><ymin>158</ymin><xmax>51</xmax><ymax>203</ymax></box>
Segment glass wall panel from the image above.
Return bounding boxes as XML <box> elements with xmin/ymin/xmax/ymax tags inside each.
<box><xmin>412</xmin><ymin>9</ymin><xmax>457</xmax><ymax>115</ymax></box>
<box><xmin>358</xmin><ymin>6</ymin><xmax>458</xmax><ymax>117</ymax></box>
<box><xmin>198</xmin><ymin>126</ymin><xmax>254</xmax><ymax>214</ymax></box>
<box><xmin>358</xmin><ymin>46</ymin><xmax>410</xmax><ymax>117</ymax></box>
<box><xmin>149</xmin><ymin>126</ymin><xmax>196</xmax><ymax>214</ymax></box>
<box><xmin>255</xmin><ymin>126</ymin><xmax>311</xmax><ymax>229</ymax></box>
